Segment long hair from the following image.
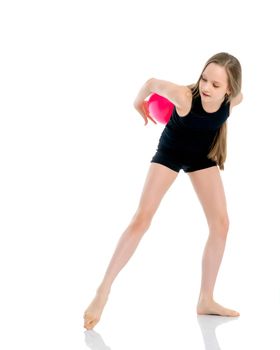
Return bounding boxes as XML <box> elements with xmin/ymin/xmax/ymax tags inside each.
<box><xmin>191</xmin><ymin>52</ymin><xmax>242</xmax><ymax>170</ymax></box>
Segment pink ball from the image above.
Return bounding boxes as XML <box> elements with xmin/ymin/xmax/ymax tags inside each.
<box><xmin>147</xmin><ymin>93</ymin><xmax>173</xmax><ymax>124</ymax></box>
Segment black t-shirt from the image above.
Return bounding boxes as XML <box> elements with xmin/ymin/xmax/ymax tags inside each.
<box><xmin>156</xmin><ymin>95</ymin><xmax>230</xmax><ymax>160</ymax></box>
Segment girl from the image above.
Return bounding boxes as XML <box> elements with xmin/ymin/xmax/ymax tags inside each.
<box><xmin>84</xmin><ymin>52</ymin><xmax>243</xmax><ymax>330</ymax></box>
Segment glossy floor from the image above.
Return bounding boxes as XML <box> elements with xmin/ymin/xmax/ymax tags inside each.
<box><xmin>1</xmin><ymin>282</ymin><xmax>279</xmax><ymax>350</ymax></box>
<box><xmin>84</xmin><ymin>312</ymin><xmax>280</xmax><ymax>350</ymax></box>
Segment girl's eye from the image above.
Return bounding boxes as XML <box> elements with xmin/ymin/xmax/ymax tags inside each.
<box><xmin>201</xmin><ymin>77</ymin><xmax>207</xmax><ymax>82</ymax></box>
<box><xmin>213</xmin><ymin>84</ymin><xmax>219</xmax><ymax>88</ymax></box>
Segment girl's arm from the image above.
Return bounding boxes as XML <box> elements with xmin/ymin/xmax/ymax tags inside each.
<box><xmin>134</xmin><ymin>78</ymin><xmax>192</xmax><ymax>125</ymax></box>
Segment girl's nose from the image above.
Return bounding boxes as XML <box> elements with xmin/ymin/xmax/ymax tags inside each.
<box><xmin>203</xmin><ymin>81</ymin><xmax>211</xmax><ymax>90</ymax></box>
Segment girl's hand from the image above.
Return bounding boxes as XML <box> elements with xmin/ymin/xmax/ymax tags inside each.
<box><xmin>135</xmin><ymin>101</ymin><xmax>157</xmax><ymax>125</ymax></box>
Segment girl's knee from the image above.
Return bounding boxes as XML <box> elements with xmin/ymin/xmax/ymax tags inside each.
<box><xmin>130</xmin><ymin>208</ymin><xmax>154</xmax><ymax>234</ymax></box>
<box><xmin>209</xmin><ymin>215</ymin><xmax>229</xmax><ymax>238</ymax></box>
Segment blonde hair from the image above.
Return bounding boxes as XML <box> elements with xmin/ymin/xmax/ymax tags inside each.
<box><xmin>191</xmin><ymin>52</ymin><xmax>242</xmax><ymax>170</ymax></box>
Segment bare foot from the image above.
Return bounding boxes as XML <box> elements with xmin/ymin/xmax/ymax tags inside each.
<box><xmin>84</xmin><ymin>294</ymin><xmax>108</xmax><ymax>330</ymax></box>
<box><xmin>197</xmin><ymin>299</ymin><xmax>240</xmax><ymax>317</ymax></box>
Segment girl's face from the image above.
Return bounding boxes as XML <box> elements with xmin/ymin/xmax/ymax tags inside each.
<box><xmin>199</xmin><ymin>63</ymin><xmax>230</xmax><ymax>104</ymax></box>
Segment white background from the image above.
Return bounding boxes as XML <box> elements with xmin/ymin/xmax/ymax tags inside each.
<box><xmin>1</xmin><ymin>1</ymin><xmax>280</xmax><ymax>349</ymax></box>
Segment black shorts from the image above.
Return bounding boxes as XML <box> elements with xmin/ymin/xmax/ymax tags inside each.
<box><xmin>151</xmin><ymin>149</ymin><xmax>217</xmax><ymax>173</ymax></box>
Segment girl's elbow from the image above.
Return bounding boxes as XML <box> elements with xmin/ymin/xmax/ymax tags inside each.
<box><xmin>146</xmin><ymin>78</ymin><xmax>155</xmax><ymax>90</ymax></box>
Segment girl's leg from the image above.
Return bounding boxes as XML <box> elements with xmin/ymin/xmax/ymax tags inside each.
<box><xmin>188</xmin><ymin>166</ymin><xmax>239</xmax><ymax>317</ymax></box>
<box><xmin>84</xmin><ymin>163</ymin><xmax>178</xmax><ymax>330</ymax></box>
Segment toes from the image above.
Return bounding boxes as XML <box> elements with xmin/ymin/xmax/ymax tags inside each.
<box><xmin>84</xmin><ymin>319</ymin><xmax>95</xmax><ymax>330</ymax></box>
<box><xmin>223</xmin><ymin>309</ymin><xmax>239</xmax><ymax>317</ymax></box>
<box><xmin>83</xmin><ymin>314</ymin><xmax>100</xmax><ymax>330</ymax></box>
<box><xmin>232</xmin><ymin>311</ymin><xmax>240</xmax><ymax>317</ymax></box>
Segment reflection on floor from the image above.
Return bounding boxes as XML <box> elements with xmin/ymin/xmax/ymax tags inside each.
<box><xmin>84</xmin><ymin>315</ymin><xmax>238</xmax><ymax>350</ymax></box>
<box><xmin>197</xmin><ymin>315</ymin><xmax>238</xmax><ymax>350</ymax></box>
<box><xmin>85</xmin><ymin>329</ymin><xmax>111</xmax><ymax>350</ymax></box>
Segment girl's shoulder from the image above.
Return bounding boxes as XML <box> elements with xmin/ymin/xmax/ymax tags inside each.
<box><xmin>175</xmin><ymin>86</ymin><xmax>193</xmax><ymax>117</ymax></box>
<box><xmin>230</xmin><ymin>92</ymin><xmax>243</xmax><ymax>113</ymax></box>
